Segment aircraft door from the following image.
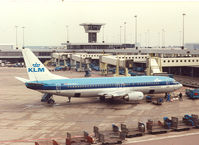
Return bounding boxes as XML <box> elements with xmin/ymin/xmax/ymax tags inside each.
<box><xmin>56</xmin><ymin>83</ymin><xmax>61</xmax><ymax>94</ymax></box>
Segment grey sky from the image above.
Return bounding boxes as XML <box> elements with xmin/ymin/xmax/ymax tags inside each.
<box><xmin>0</xmin><ymin>0</ymin><xmax>199</xmax><ymax>47</ymax></box>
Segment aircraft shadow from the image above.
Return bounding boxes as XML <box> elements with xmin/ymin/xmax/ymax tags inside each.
<box><xmin>41</xmin><ymin>98</ymin><xmax>139</xmax><ymax>108</ymax></box>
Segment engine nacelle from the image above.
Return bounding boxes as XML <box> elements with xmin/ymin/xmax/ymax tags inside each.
<box><xmin>124</xmin><ymin>92</ymin><xmax>144</xmax><ymax>101</ymax></box>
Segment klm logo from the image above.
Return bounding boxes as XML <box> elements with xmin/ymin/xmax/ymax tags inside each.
<box><xmin>28</xmin><ymin>63</ymin><xmax>45</xmax><ymax>72</ymax></box>
<box><xmin>32</xmin><ymin>63</ymin><xmax>40</xmax><ymax>67</ymax></box>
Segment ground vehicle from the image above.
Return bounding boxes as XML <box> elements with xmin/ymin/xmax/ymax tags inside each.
<box><xmin>186</xmin><ymin>89</ymin><xmax>199</xmax><ymax>99</ymax></box>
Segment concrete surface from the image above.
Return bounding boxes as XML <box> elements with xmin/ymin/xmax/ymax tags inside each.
<box><xmin>0</xmin><ymin>67</ymin><xmax>199</xmax><ymax>145</ymax></box>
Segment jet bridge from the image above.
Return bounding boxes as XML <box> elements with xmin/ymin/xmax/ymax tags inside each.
<box><xmin>70</xmin><ymin>53</ymin><xmax>104</xmax><ymax>71</ymax></box>
<box><xmin>51</xmin><ymin>53</ymin><xmax>71</xmax><ymax>66</ymax></box>
<box><xmin>146</xmin><ymin>57</ymin><xmax>162</xmax><ymax>76</ymax></box>
<box><xmin>99</xmin><ymin>55</ymin><xmax>149</xmax><ymax>76</ymax></box>
<box><xmin>146</xmin><ymin>56</ymin><xmax>199</xmax><ymax>76</ymax></box>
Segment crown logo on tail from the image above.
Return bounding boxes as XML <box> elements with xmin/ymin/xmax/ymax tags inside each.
<box><xmin>32</xmin><ymin>63</ymin><xmax>40</xmax><ymax>67</ymax></box>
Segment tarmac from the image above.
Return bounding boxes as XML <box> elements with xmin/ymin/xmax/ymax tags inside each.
<box><xmin>0</xmin><ymin>67</ymin><xmax>199</xmax><ymax>145</ymax></box>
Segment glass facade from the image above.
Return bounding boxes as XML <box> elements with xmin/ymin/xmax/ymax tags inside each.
<box><xmin>88</xmin><ymin>25</ymin><xmax>101</xmax><ymax>31</ymax></box>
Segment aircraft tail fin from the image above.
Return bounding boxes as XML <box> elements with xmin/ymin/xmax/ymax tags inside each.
<box><xmin>22</xmin><ymin>48</ymin><xmax>67</xmax><ymax>81</ymax></box>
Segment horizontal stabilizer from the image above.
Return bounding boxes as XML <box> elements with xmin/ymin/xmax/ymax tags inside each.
<box><xmin>15</xmin><ymin>77</ymin><xmax>29</xmax><ymax>83</ymax></box>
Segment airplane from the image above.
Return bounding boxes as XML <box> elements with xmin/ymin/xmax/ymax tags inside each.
<box><xmin>16</xmin><ymin>48</ymin><xmax>182</xmax><ymax>104</ymax></box>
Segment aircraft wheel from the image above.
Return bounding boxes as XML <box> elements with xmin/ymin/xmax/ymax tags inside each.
<box><xmin>47</xmin><ymin>99</ymin><xmax>55</xmax><ymax>104</ymax></box>
<box><xmin>100</xmin><ymin>96</ymin><xmax>105</xmax><ymax>102</ymax></box>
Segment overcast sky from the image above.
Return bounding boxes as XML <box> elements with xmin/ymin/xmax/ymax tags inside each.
<box><xmin>0</xmin><ymin>0</ymin><xmax>199</xmax><ymax>47</ymax></box>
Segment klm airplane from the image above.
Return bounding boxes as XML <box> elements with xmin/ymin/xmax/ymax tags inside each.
<box><xmin>16</xmin><ymin>49</ymin><xmax>182</xmax><ymax>104</ymax></box>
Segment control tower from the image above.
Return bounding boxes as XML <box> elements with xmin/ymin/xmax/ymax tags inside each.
<box><xmin>80</xmin><ymin>23</ymin><xmax>105</xmax><ymax>43</ymax></box>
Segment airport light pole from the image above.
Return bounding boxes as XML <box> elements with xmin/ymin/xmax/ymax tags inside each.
<box><xmin>124</xmin><ymin>22</ymin><xmax>126</xmax><ymax>44</ymax></box>
<box><xmin>145</xmin><ymin>31</ymin><xmax>147</xmax><ymax>48</ymax></box>
<box><xmin>147</xmin><ymin>29</ymin><xmax>150</xmax><ymax>48</ymax></box>
<box><xmin>182</xmin><ymin>13</ymin><xmax>186</xmax><ymax>49</ymax></box>
<box><xmin>139</xmin><ymin>33</ymin><xmax>141</xmax><ymax>48</ymax></box>
<box><xmin>134</xmin><ymin>15</ymin><xmax>138</xmax><ymax>49</ymax></box>
<box><xmin>102</xmin><ymin>25</ymin><xmax>105</xmax><ymax>43</ymax></box>
<box><xmin>22</xmin><ymin>26</ymin><xmax>25</xmax><ymax>49</ymax></box>
<box><xmin>15</xmin><ymin>26</ymin><xmax>18</xmax><ymax>49</ymax></box>
<box><xmin>66</xmin><ymin>25</ymin><xmax>69</xmax><ymax>43</ymax></box>
<box><xmin>179</xmin><ymin>31</ymin><xmax>182</xmax><ymax>48</ymax></box>
<box><xmin>162</xmin><ymin>29</ymin><xmax>165</xmax><ymax>48</ymax></box>
<box><xmin>156</xmin><ymin>32</ymin><xmax>159</xmax><ymax>48</ymax></box>
<box><xmin>158</xmin><ymin>32</ymin><xmax>160</xmax><ymax>48</ymax></box>
<box><xmin>120</xmin><ymin>26</ymin><xmax>122</xmax><ymax>44</ymax></box>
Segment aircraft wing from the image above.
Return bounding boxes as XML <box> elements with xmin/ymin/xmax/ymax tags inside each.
<box><xmin>98</xmin><ymin>88</ymin><xmax>129</xmax><ymax>98</ymax></box>
<box><xmin>98</xmin><ymin>88</ymin><xmax>144</xmax><ymax>101</ymax></box>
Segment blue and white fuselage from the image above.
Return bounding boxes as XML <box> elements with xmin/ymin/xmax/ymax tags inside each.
<box><xmin>25</xmin><ymin>76</ymin><xmax>182</xmax><ymax>97</ymax></box>
<box><xmin>16</xmin><ymin>49</ymin><xmax>182</xmax><ymax>103</ymax></box>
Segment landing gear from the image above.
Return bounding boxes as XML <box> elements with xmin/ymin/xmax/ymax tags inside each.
<box><xmin>67</xmin><ymin>97</ymin><xmax>71</xmax><ymax>103</ymax></box>
<box><xmin>99</xmin><ymin>96</ymin><xmax>106</xmax><ymax>102</ymax></box>
<box><xmin>41</xmin><ymin>93</ymin><xmax>55</xmax><ymax>104</ymax></box>
<box><xmin>47</xmin><ymin>98</ymin><xmax>55</xmax><ymax>104</ymax></box>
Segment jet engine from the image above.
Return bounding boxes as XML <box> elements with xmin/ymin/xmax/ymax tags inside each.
<box><xmin>124</xmin><ymin>92</ymin><xmax>144</xmax><ymax>101</ymax></box>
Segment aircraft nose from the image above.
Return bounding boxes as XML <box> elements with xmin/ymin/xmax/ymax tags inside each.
<box><xmin>179</xmin><ymin>83</ymin><xmax>183</xmax><ymax>88</ymax></box>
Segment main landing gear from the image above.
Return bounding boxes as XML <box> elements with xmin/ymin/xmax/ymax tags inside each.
<box><xmin>99</xmin><ymin>96</ymin><xmax>106</xmax><ymax>102</ymax></box>
<box><xmin>67</xmin><ymin>97</ymin><xmax>71</xmax><ymax>103</ymax></box>
<box><xmin>41</xmin><ymin>93</ymin><xmax>55</xmax><ymax>104</ymax></box>
<box><xmin>47</xmin><ymin>98</ymin><xmax>55</xmax><ymax>104</ymax></box>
